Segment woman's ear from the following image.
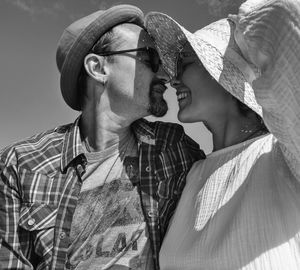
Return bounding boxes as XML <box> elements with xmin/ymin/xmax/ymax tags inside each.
<box><xmin>84</xmin><ymin>53</ymin><xmax>108</xmax><ymax>85</ymax></box>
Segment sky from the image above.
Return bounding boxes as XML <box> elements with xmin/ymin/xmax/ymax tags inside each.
<box><xmin>0</xmin><ymin>0</ymin><xmax>244</xmax><ymax>154</ymax></box>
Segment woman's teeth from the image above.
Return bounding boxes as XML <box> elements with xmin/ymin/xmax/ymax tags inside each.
<box><xmin>177</xmin><ymin>92</ymin><xmax>188</xmax><ymax>101</ymax></box>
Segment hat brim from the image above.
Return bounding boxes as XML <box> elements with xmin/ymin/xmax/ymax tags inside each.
<box><xmin>145</xmin><ymin>12</ymin><xmax>262</xmax><ymax>117</ymax></box>
<box><xmin>60</xmin><ymin>5</ymin><xmax>144</xmax><ymax>111</ymax></box>
<box><xmin>145</xmin><ymin>12</ymin><xmax>190</xmax><ymax>78</ymax></box>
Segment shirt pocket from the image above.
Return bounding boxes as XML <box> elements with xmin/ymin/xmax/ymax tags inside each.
<box><xmin>155</xmin><ymin>150</ymin><xmax>183</xmax><ymax>200</ymax></box>
<box><xmin>156</xmin><ymin>163</ymin><xmax>177</xmax><ymax>200</ymax></box>
<box><xmin>19</xmin><ymin>169</ymin><xmax>59</xmax><ymax>204</ymax></box>
<box><xmin>156</xmin><ymin>173</ymin><xmax>186</xmax><ymax>202</ymax></box>
<box><xmin>19</xmin><ymin>203</ymin><xmax>57</xmax><ymax>260</ymax></box>
<box><xmin>157</xmin><ymin>177</ymin><xmax>174</xmax><ymax>200</ymax></box>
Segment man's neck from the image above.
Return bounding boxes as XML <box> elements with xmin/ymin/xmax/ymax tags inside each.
<box><xmin>79</xmin><ymin>110</ymin><xmax>133</xmax><ymax>152</ymax></box>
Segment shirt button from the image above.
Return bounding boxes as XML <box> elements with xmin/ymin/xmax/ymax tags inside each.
<box><xmin>148</xmin><ymin>210</ymin><xmax>158</xmax><ymax>218</ymax></box>
<box><xmin>59</xmin><ymin>231</ymin><xmax>66</xmax><ymax>239</ymax></box>
<box><xmin>145</xmin><ymin>166</ymin><xmax>151</xmax><ymax>172</ymax></box>
<box><xmin>27</xmin><ymin>218</ymin><xmax>35</xmax><ymax>226</ymax></box>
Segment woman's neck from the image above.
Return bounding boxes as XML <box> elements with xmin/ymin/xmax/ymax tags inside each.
<box><xmin>208</xmin><ymin>114</ymin><xmax>266</xmax><ymax>152</ymax></box>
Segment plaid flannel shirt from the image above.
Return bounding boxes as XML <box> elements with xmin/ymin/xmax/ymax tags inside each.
<box><xmin>0</xmin><ymin>117</ymin><xmax>204</xmax><ymax>270</ymax></box>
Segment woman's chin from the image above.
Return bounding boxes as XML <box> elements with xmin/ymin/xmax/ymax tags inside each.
<box><xmin>178</xmin><ymin>111</ymin><xmax>196</xmax><ymax>123</ymax></box>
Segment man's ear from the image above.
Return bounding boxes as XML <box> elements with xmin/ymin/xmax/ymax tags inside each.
<box><xmin>84</xmin><ymin>53</ymin><xmax>108</xmax><ymax>84</ymax></box>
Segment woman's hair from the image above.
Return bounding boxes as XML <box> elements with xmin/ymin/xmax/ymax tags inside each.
<box><xmin>236</xmin><ymin>98</ymin><xmax>269</xmax><ymax>132</ymax></box>
<box><xmin>195</xmin><ymin>59</ymin><xmax>269</xmax><ymax>132</ymax></box>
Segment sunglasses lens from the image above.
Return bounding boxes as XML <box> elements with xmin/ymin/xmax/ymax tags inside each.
<box><xmin>149</xmin><ymin>48</ymin><xmax>160</xmax><ymax>73</ymax></box>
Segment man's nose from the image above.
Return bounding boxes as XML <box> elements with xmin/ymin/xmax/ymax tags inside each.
<box><xmin>156</xmin><ymin>64</ymin><xmax>171</xmax><ymax>84</ymax></box>
<box><xmin>170</xmin><ymin>75</ymin><xmax>180</xmax><ymax>88</ymax></box>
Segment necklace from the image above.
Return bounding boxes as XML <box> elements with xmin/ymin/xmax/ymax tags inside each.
<box><xmin>240</xmin><ymin>119</ymin><xmax>269</xmax><ymax>142</ymax></box>
<box><xmin>241</xmin><ymin>128</ymin><xmax>268</xmax><ymax>142</ymax></box>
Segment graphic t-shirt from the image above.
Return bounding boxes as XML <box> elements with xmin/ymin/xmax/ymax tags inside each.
<box><xmin>67</xmin><ymin>135</ymin><xmax>153</xmax><ymax>270</ymax></box>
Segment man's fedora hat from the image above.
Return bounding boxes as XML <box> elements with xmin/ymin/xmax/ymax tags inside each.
<box><xmin>56</xmin><ymin>5</ymin><xmax>144</xmax><ymax>110</ymax></box>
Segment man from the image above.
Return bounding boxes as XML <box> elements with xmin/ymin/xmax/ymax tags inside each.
<box><xmin>0</xmin><ymin>5</ymin><xmax>204</xmax><ymax>270</ymax></box>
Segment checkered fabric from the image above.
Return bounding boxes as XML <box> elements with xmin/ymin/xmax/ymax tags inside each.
<box><xmin>0</xmin><ymin>117</ymin><xmax>204</xmax><ymax>270</ymax></box>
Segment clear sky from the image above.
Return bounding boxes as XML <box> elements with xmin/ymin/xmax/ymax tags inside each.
<box><xmin>0</xmin><ymin>0</ymin><xmax>244</xmax><ymax>154</ymax></box>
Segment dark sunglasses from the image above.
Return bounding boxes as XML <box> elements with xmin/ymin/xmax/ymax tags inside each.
<box><xmin>96</xmin><ymin>47</ymin><xmax>161</xmax><ymax>73</ymax></box>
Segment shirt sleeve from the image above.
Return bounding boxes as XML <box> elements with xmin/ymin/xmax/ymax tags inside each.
<box><xmin>0</xmin><ymin>155</ymin><xmax>33</xmax><ymax>269</ymax></box>
<box><xmin>231</xmin><ymin>0</ymin><xmax>300</xmax><ymax>180</ymax></box>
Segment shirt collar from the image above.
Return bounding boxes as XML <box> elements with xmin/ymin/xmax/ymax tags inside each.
<box><xmin>131</xmin><ymin>118</ymin><xmax>156</xmax><ymax>145</ymax></box>
<box><xmin>60</xmin><ymin>116</ymin><xmax>86</xmax><ymax>172</ymax></box>
<box><xmin>60</xmin><ymin>117</ymin><xmax>167</xmax><ymax>171</ymax></box>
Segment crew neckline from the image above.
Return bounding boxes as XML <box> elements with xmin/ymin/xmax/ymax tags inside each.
<box><xmin>83</xmin><ymin>132</ymin><xmax>136</xmax><ymax>163</ymax></box>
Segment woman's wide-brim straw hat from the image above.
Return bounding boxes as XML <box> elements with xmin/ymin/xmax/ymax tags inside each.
<box><xmin>145</xmin><ymin>13</ymin><xmax>262</xmax><ymax>116</ymax></box>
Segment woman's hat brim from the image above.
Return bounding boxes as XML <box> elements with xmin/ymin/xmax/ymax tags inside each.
<box><xmin>145</xmin><ymin>12</ymin><xmax>262</xmax><ymax>116</ymax></box>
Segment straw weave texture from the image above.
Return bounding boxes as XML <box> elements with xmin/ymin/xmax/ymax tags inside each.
<box><xmin>234</xmin><ymin>0</ymin><xmax>300</xmax><ymax>179</ymax></box>
<box><xmin>146</xmin><ymin>14</ymin><xmax>262</xmax><ymax>116</ymax></box>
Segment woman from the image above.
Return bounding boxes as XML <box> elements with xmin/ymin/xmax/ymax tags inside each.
<box><xmin>146</xmin><ymin>0</ymin><xmax>300</xmax><ymax>269</ymax></box>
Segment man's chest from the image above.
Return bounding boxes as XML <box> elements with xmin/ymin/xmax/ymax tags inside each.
<box><xmin>67</xmin><ymin>144</ymin><xmax>154</xmax><ymax>269</ymax></box>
